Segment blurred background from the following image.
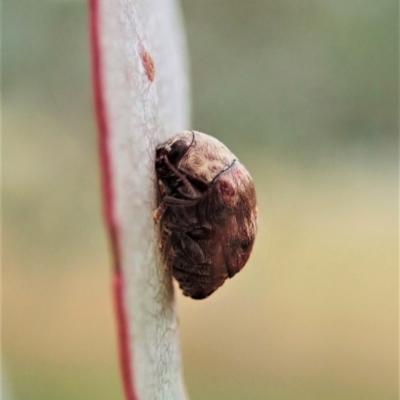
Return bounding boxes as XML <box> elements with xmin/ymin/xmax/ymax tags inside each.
<box><xmin>3</xmin><ymin>0</ymin><xmax>398</xmax><ymax>399</ymax></box>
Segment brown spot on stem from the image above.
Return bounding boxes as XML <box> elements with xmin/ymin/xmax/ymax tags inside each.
<box><xmin>140</xmin><ymin>48</ymin><xmax>155</xmax><ymax>82</ymax></box>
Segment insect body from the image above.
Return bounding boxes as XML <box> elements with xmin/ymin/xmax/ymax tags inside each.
<box><xmin>154</xmin><ymin>131</ymin><xmax>257</xmax><ymax>299</ymax></box>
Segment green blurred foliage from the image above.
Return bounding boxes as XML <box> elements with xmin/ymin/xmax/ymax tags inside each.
<box><xmin>183</xmin><ymin>0</ymin><xmax>398</xmax><ymax>150</ymax></box>
<box><xmin>3</xmin><ymin>0</ymin><xmax>398</xmax><ymax>399</ymax></box>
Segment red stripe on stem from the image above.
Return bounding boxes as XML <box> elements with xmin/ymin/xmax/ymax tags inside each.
<box><xmin>89</xmin><ymin>1</ymin><xmax>137</xmax><ymax>399</ymax></box>
<box><xmin>114</xmin><ymin>271</ymin><xmax>137</xmax><ymax>400</ymax></box>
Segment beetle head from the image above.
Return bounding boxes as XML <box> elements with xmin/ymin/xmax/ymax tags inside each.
<box><xmin>156</xmin><ymin>131</ymin><xmax>194</xmax><ymax>178</ymax></box>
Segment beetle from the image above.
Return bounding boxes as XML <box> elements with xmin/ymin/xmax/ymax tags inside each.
<box><xmin>154</xmin><ymin>131</ymin><xmax>257</xmax><ymax>299</ymax></box>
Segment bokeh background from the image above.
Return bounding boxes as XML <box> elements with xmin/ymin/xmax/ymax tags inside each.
<box><xmin>3</xmin><ymin>1</ymin><xmax>398</xmax><ymax>399</ymax></box>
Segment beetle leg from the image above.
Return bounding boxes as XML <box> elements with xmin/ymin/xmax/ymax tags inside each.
<box><xmin>162</xmin><ymin>196</ymin><xmax>198</xmax><ymax>206</ymax></box>
<box><xmin>154</xmin><ymin>196</ymin><xmax>198</xmax><ymax>224</ymax></box>
<box><xmin>179</xmin><ymin>232</ymin><xmax>206</xmax><ymax>264</ymax></box>
<box><xmin>158</xmin><ymin>225</ymin><xmax>171</xmax><ymax>251</ymax></box>
<box><xmin>153</xmin><ymin>202</ymin><xmax>168</xmax><ymax>223</ymax></box>
<box><xmin>163</xmin><ymin>156</ymin><xmax>205</xmax><ymax>199</ymax></box>
<box><xmin>187</xmin><ymin>225</ymin><xmax>213</xmax><ymax>240</ymax></box>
